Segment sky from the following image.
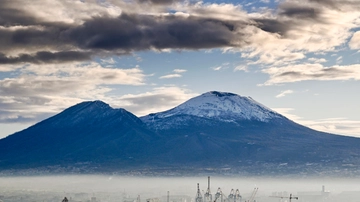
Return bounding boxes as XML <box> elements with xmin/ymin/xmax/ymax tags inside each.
<box><xmin>0</xmin><ymin>0</ymin><xmax>360</xmax><ymax>139</ymax></box>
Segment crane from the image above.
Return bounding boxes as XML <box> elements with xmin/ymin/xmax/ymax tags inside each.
<box><xmin>246</xmin><ymin>188</ymin><xmax>258</xmax><ymax>202</ymax></box>
<box><xmin>204</xmin><ymin>176</ymin><xmax>212</xmax><ymax>202</ymax></box>
<box><xmin>228</xmin><ymin>189</ymin><xmax>235</xmax><ymax>201</ymax></box>
<box><xmin>196</xmin><ymin>183</ymin><xmax>204</xmax><ymax>202</ymax></box>
<box><xmin>214</xmin><ymin>187</ymin><xmax>223</xmax><ymax>202</ymax></box>
<box><xmin>234</xmin><ymin>189</ymin><xmax>242</xmax><ymax>202</ymax></box>
<box><xmin>270</xmin><ymin>194</ymin><xmax>298</xmax><ymax>202</ymax></box>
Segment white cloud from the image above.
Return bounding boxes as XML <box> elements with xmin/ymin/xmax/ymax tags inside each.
<box><xmin>213</xmin><ymin>66</ymin><xmax>222</xmax><ymax>71</ymax></box>
<box><xmin>308</xmin><ymin>58</ymin><xmax>327</xmax><ymax>63</ymax></box>
<box><xmin>349</xmin><ymin>31</ymin><xmax>360</xmax><ymax>49</ymax></box>
<box><xmin>275</xmin><ymin>90</ymin><xmax>294</xmax><ymax>98</ymax></box>
<box><xmin>272</xmin><ymin>108</ymin><xmax>302</xmax><ymax>122</ymax></box>
<box><xmin>212</xmin><ymin>62</ymin><xmax>230</xmax><ymax>71</ymax></box>
<box><xmin>159</xmin><ymin>69</ymin><xmax>187</xmax><ymax>78</ymax></box>
<box><xmin>173</xmin><ymin>69</ymin><xmax>187</xmax><ymax>73</ymax></box>
<box><xmin>159</xmin><ymin>74</ymin><xmax>182</xmax><ymax>79</ymax></box>
<box><xmin>0</xmin><ymin>62</ymin><xmax>146</xmax><ymax>123</ymax></box>
<box><xmin>0</xmin><ymin>64</ymin><xmax>23</xmax><ymax>72</ymax></box>
<box><xmin>272</xmin><ymin>108</ymin><xmax>360</xmax><ymax>137</ymax></box>
<box><xmin>238</xmin><ymin>2</ymin><xmax>360</xmax><ymax>66</ymax></box>
<box><xmin>114</xmin><ymin>87</ymin><xmax>198</xmax><ymax>116</ymax></box>
<box><xmin>100</xmin><ymin>57</ymin><xmax>116</xmax><ymax>66</ymax></box>
<box><xmin>336</xmin><ymin>56</ymin><xmax>343</xmax><ymax>64</ymax></box>
<box><xmin>234</xmin><ymin>65</ymin><xmax>248</xmax><ymax>72</ymax></box>
<box><xmin>304</xmin><ymin>118</ymin><xmax>360</xmax><ymax>138</ymax></box>
<box><xmin>262</xmin><ymin>63</ymin><xmax>360</xmax><ymax>85</ymax></box>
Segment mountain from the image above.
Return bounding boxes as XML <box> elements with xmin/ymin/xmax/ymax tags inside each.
<box><xmin>1</xmin><ymin>92</ymin><xmax>360</xmax><ymax>175</ymax></box>
<box><xmin>141</xmin><ymin>91</ymin><xmax>284</xmax><ymax>129</ymax></box>
<box><xmin>140</xmin><ymin>91</ymin><xmax>360</xmax><ymax>174</ymax></box>
<box><xmin>0</xmin><ymin>101</ymin><xmax>159</xmax><ymax>170</ymax></box>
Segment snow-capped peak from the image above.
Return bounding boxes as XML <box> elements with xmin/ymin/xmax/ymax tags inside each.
<box><xmin>144</xmin><ymin>91</ymin><xmax>282</xmax><ymax>122</ymax></box>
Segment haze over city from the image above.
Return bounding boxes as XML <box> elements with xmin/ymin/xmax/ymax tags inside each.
<box><xmin>1</xmin><ymin>0</ymin><xmax>360</xmax><ymax>139</ymax></box>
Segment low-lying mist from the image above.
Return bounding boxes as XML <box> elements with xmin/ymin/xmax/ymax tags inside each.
<box><xmin>0</xmin><ymin>175</ymin><xmax>360</xmax><ymax>202</ymax></box>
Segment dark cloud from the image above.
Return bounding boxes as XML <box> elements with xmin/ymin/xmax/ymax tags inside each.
<box><xmin>309</xmin><ymin>0</ymin><xmax>360</xmax><ymax>10</ymax></box>
<box><xmin>252</xmin><ymin>2</ymin><xmax>324</xmax><ymax>37</ymax></box>
<box><xmin>137</xmin><ymin>0</ymin><xmax>178</xmax><ymax>5</ymax></box>
<box><xmin>0</xmin><ymin>7</ymin><xmax>39</xmax><ymax>27</ymax></box>
<box><xmin>0</xmin><ymin>24</ymin><xmax>73</xmax><ymax>55</ymax></box>
<box><xmin>0</xmin><ymin>0</ymin><xmax>41</xmax><ymax>27</ymax></box>
<box><xmin>65</xmin><ymin>13</ymin><xmax>240</xmax><ymax>51</ymax></box>
<box><xmin>0</xmin><ymin>7</ymin><xmax>245</xmax><ymax>64</ymax></box>
<box><xmin>252</xmin><ymin>18</ymin><xmax>290</xmax><ymax>36</ymax></box>
<box><xmin>0</xmin><ymin>79</ymin><xmax>80</xmax><ymax>96</ymax></box>
<box><xmin>276</xmin><ymin>67</ymin><xmax>352</xmax><ymax>80</ymax></box>
<box><xmin>279</xmin><ymin>6</ymin><xmax>320</xmax><ymax>19</ymax></box>
<box><xmin>279</xmin><ymin>71</ymin><xmax>303</xmax><ymax>77</ymax></box>
<box><xmin>0</xmin><ymin>51</ymin><xmax>91</xmax><ymax>64</ymax></box>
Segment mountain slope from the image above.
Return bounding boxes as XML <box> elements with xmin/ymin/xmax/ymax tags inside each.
<box><xmin>0</xmin><ymin>101</ymin><xmax>158</xmax><ymax>169</ymax></box>
<box><xmin>140</xmin><ymin>91</ymin><xmax>360</xmax><ymax>171</ymax></box>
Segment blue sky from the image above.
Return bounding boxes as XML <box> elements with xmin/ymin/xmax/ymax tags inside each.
<box><xmin>0</xmin><ymin>0</ymin><xmax>360</xmax><ymax>138</ymax></box>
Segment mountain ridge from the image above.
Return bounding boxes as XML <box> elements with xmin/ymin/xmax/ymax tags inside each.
<box><xmin>1</xmin><ymin>91</ymin><xmax>360</xmax><ymax>175</ymax></box>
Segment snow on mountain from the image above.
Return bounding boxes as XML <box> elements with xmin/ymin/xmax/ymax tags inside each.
<box><xmin>142</xmin><ymin>91</ymin><xmax>283</xmax><ymax>123</ymax></box>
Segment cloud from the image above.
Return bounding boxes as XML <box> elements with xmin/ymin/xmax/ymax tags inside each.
<box><xmin>262</xmin><ymin>63</ymin><xmax>360</xmax><ymax>85</ymax></box>
<box><xmin>304</xmin><ymin>118</ymin><xmax>360</xmax><ymax>137</ymax></box>
<box><xmin>308</xmin><ymin>57</ymin><xmax>327</xmax><ymax>63</ymax></box>
<box><xmin>0</xmin><ymin>0</ymin><xmax>359</xmax><ymax>67</ymax></box>
<box><xmin>234</xmin><ymin>65</ymin><xmax>248</xmax><ymax>72</ymax></box>
<box><xmin>66</xmin><ymin>13</ymin><xmax>242</xmax><ymax>51</ymax></box>
<box><xmin>0</xmin><ymin>62</ymin><xmax>146</xmax><ymax>123</ymax></box>
<box><xmin>0</xmin><ymin>51</ymin><xmax>92</xmax><ymax>64</ymax></box>
<box><xmin>212</xmin><ymin>62</ymin><xmax>230</xmax><ymax>71</ymax></box>
<box><xmin>159</xmin><ymin>74</ymin><xmax>182</xmax><ymax>79</ymax></box>
<box><xmin>238</xmin><ymin>0</ymin><xmax>360</xmax><ymax>65</ymax></box>
<box><xmin>349</xmin><ymin>31</ymin><xmax>360</xmax><ymax>49</ymax></box>
<box><xmin>272</xmin><ymin>108</ymin><xmax>303</xmax><ymax>122</ymax></box>
<box><xmin>308</xmin><ymin>0</ymin><xmax>360</xmax><ymax>11</ymax></box>
<box><xmin>275</xmin><ymin>90</ymin><xmax>294</xmax><ymax>98</ymax></box>
<box><xmin>0</xmin><ymin>10</ymin><xmax>246</xmax><ymax>64</ymax></box>
<box><xmin>273</xmin><ymin>108</ymin><xmax>360</xmax><ymax>137</ymax></box>
<box><xmin>137</xmin><ymin>0</ymin><xmax>179</xmax><ymax>5</ymax></box>
<box><xmin>159</xmin><ymin>68</ymin><xmax>187</xmax><ymax>79</ymax></box>
<box><xmin>114</xmin><ymin>87</ymin><xmax>198</xmax><ymax>116</ymax></box>
<box><xmin>173</xmin><ymin>69</ymin><xmax>187</xmax><ymax>73</ymax></box>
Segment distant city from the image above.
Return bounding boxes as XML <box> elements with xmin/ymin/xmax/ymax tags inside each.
<box><xmin>1</xmin><ymin>176</ymin><xmax>360</xmax><ymax>202</ymax></box>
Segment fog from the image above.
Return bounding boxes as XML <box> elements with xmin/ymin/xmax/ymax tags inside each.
<box><xmin>1</xmin><ymin>175</ymin><xmax>360</xmax><ymax>202</ymax></box>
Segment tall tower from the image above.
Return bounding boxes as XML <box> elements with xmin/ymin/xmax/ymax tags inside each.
<box><xmin>196</xmin><ymin>183</ymin><xmax>203</xmax><ymax>202</ymax></box>
<box><xmin>204</xmin><ymin>176</ymin><xmax>212</xmax><ymax>202</ymax></box>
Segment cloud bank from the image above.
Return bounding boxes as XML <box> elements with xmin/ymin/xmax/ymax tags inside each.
<box><xmin>1</xmin><ymin>0</ymin><xmax>358</xmax><ymax>68</ymax></box>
